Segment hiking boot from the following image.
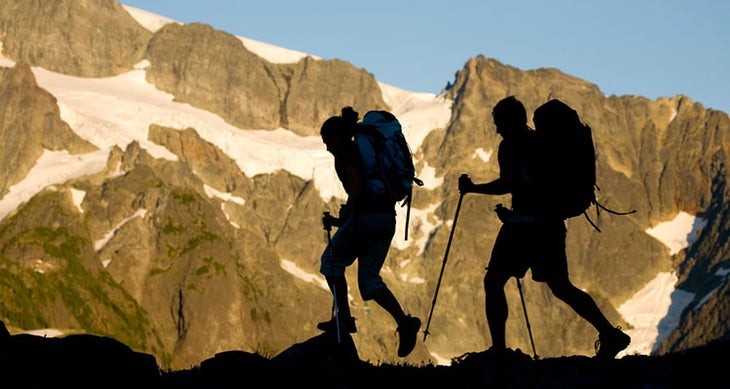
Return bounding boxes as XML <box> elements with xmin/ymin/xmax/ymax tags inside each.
<box><xmin>396</xmin><ymin>315</ymin><xmax>421</xmax><ymax>357</ymax></box>
<box><xmin>317</xmin><ymin>316</ymin><xmax>357</xmax><ymax>334</ymax></box>
<box><xmin>594</xmin><ymin>326</ymin><xmax>631</xmax><ymax>359</ymax></box>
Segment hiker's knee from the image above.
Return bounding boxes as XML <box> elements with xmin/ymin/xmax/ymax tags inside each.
<box><xmin>358</xmin><ymin>275</ymin><xmax>386</xmax><ymax>300</ymax></box>
<box><xmin>484</xmin><ymin>271</ymin><xmax>509</xmax><ymax>292</ymax></box>
<box><xmin>319</xmin><ymin>262</ymin><xmax>345</xmax><ymax>278</ymax></box>
<box><xmin>319</xmin><ymin>250</ymin><xmax>346</xmax><ymax>277</ymax></box>
<box><xmin>547</xmin><ymin>277</ymin><xmax>577</xmax><ymax>299</ymax></box>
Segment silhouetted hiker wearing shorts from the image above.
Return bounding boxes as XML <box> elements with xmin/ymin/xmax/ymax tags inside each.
<box><xmin>458</xmin><ymin>96</ymin><xmax>630</xmax><ymax>359</ymax></box>
<box><xmin>318</xmin><ymin>107</ymin><xmax>421</xmax><ymax>358</ymax></box>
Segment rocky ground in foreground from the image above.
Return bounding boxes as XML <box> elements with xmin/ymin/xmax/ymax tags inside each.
<box><xmin>1</xmin><ymin>321</ymin><xmax>726</xmax><ymax>388</ymax></box>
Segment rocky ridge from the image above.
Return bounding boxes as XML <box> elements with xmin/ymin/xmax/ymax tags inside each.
<box><xmin>0</xmin><ymin>0</ymin><xmax>150</xmax><ymax>77</ymax></box>
<box><xmin>1</xmin><ymin>320</ymin><xmax>727</xmax><ymax>388</ymax></box>
<box><xmin>145</xmin><ymin>22</ymin><xmax>388</xmax><ymax>136</ymax></box>
<box><xmin>0</xmin><ymin>64</ymin><xmax>96</xmax><ymax>197</ymax></box>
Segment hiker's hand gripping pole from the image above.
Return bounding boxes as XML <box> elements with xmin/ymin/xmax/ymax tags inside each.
<box><xmin>323</xmin><ymin>211</ymin><xmax>341</xmax><ymax>344</ymax></box>
<box><xmin>423</xmin><ymin>187</ymin><xmax>465</xmax><ymax>341</ymax></box>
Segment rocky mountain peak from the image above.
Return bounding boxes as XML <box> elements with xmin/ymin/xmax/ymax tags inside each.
<box><xmin>0</xmin><ymin>0</ymin><xmax>151</xmax><ymax>77</ymax></box>
<box><xmin>145</xmin><ymin>22</ymin><xmax>388</xmax><ymax>136</ymax></box>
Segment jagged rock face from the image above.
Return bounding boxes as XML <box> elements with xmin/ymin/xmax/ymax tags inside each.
<box><xmin>144</xmin><ymin>126</ymin><xmax>420</xmax><ymax>365</ymax></box>
<box><xmin>0</xmin><ymin>64</ymin><xmax>96</xmax><ymax>197</ymax></box>
<box><xmin>0</xmin><ymin>0</ymin><xmax>150</xmax><ymax>77</ymax></box>
<box><xmin>148</xmin><ymin>125</ymin><xmax>253</xmax><ymax>195</ymax></box>
<box><xmin>147</xmin><ymin>124</ymin><xmax>322</xmax><ymax>273</ymax></box>
<box><xmin>414</xmin><ymin>55</ymin><xmax>730</xmax><ymax>357</ymax></box>
<box><xmin>74</xmin><ymin>140</ymin><xmax>336</xmax><ymax>369</ymax></box>
<box><xmin>280</xmin><ymin>56</ymin><xmax>390</xmax><ymax>134</ymax></box>
<box><xmin>145</xmin><ymin>23</ymin><xmax>388</xmax><ymax>136</ymax></box>
<box><xmin>0</xmin><ymin>188</ymin><xmax>166</xmax><ymax>361</ymax></box>
<box><xmin>656</xmin><ymin>177</ymin><xmax>730</xmax><ymax>353</ymax></box>
<box><xmin>593</xmin><ymin>96</ymin><xmax>728</xmax><ymax>226</ymax></box>
<box><xmin>145</xmin><ymin>23</ymin><xmax>283</xmax><ymax>132</ymax></box>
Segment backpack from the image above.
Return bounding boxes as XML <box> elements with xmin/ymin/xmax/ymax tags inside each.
<box><xmin>533</xmin><ymin>99</ymin><xmax>633</xmax><ymax>231</ymax></box>
<box><xmin>355</xmin><ymin>110</ymin><xmax>423</xmax><ymax>239</ymax></box>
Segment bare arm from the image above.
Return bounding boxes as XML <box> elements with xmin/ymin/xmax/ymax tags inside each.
<box><xmin>458</xmin><ymin>174</ymin><xmax>509</xmax><ymax>196</ymax></box>
<box><xmin>471</xmin><ymin>177</ymin><xmax>510</xmax><ymax>195</ymax></box>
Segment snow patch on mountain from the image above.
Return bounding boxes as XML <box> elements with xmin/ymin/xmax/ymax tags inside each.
<box><xmin>417</xmin><ymin>160</ymin><xmax>444</xmax><ymax>190</ymax></box>
<box><xmin>238</xmin><ymin>37</ymin><xmax>317</xmax><ymax>64</ymax></box>
<box><xmin>393</xmin><ymin>202</ymin><xmax>443</xmax><ymax>255</ymax></box>
<box><xmin>0</xmin><ymin>44</ymin><xmax>14</xmax><ymax>67</ymax></box>
<box><xmin>69</xmin><ymin>188</ymin><xmax>86</xmax><ymax>213</ymax></box>
<box><xmin>279</xmin><ymin>259</ymin><xmax>329</xmax><ymax>291</ymax></box>
<box><xmin>203</xmin><ymin>184</ymin><xmax>246</xmax><ymax>205</ymax></box>
<box><xmin>0</xmin><ymin>149</ymin><xmax>110</xmax><ymax>220</ymax></box>
<box><xmin>379</xmin><ymin>82</ymin><xmax>451</xmax><ymax>152</ymax></box>
<box><xmin>123</xmin><ymin>5</ymin><xmax>177</xmax><ymax>32</ymax></box>
<box><xmin>95</xmin><ymin>208</ymin><xmax>148</xmax><ymax>254</ymax></box>
<box><xmin>618</xmin><ymin>272</ymin><xmax>694</xmax><ymax>356</ymax></box>
<box><xmin>617</xmin><ymin>212</ymin><xmax>708</xmax><ymax>356</ymax></box>
<box><xmin>645</xmin><ymin>211</ymin><xmax>707</xmax><ymax>255</ymax></box>
<box><xmin>123</xmin><ymin>5</ymin><xmax>316</xmax><ymax>64</ymax></box>
<box><xmin>473</xmin><ymin>148</ymin><xmax>493</xmax><ymax>163</ymax></box>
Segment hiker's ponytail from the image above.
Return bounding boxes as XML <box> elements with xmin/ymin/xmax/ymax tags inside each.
<box><xmin>321</xmin><ymin>107</ymin><xmax>359</xmax><ymax>144</ymax></box>
<box><xmin>341</xmin><ymin>106</ymin><xmax>359</xmax><ymax>124</ymax></box>
<box><xmin>341</xmin><ymin>106</ymin><xmax>359</xmax><ymax>138</ymax></box>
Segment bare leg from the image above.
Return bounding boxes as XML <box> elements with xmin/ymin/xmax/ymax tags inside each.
<box><xmin>484</xmin><ymin>270</ymin><xmax>511</xmax><ymax>349</ymax></box>
<box><xmin>370</xmin><ymin>287</ymin><xmax>421</xmax><ymax>357</ymax></box>
<box><xmin>546</xmin><ymin>277</ymin><xmax>612</xmax><ymax>333</ymax></box>
<box><xmin>369</xmin><ymin>287</ymin><xmax>406</xmax><ymax>324</ymax></box>
<box><xmin>326</xmin><ymin>275</ymin><xmax>351</xmax><ymax>319</ymax></box>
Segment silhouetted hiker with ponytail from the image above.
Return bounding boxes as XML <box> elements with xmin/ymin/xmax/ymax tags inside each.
<box><xmin>318</xmin><ymin>107</ymin><xmax>421</xmax><ymax>358</ymax></box>
<box><xmin>459</xmin><ymin>96</ymin><xmax>630</xmax><ymax>359</ymax></box>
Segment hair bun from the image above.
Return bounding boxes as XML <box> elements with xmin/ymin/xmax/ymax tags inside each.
<box><xmin>341</xmin><ymin>106</ymin><xmax>359</xmax><ymax>124</ymax></box>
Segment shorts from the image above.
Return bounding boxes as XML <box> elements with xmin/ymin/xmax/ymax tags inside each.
<box><xmin>487</xmin><ymin>220</ymin><xmax>568</xmax><ymax>282</ymax></box>
<box><xmin>320</xmin><ymin>212</ymin><xmax>395</xmax><ymax>299</ymax></box>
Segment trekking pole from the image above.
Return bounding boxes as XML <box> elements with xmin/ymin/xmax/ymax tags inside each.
<box><xmin>404</xmin><ymin>190</ymin><xmax>412</xmax><ymax>241</ymax></box>
<box><xmin>403</xmin><ymin>179</ymin><xmax>423</xmax><ymax>241</ymax></box>
<box><xmin>423</xmin><ymin>192</ymin><xmax>464</xmax><ymax>341</ymax></box>
<box><xmin>323</xmin><ymin>212</ymin><xmax>341</xmax><ymax>344</ymax></box>
<box><xmin>515</xmin><ymin>277</ymin><xmax>538</xmax><ymax>359</ymax></box>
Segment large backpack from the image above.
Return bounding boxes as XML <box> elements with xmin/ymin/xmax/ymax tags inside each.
<box><xmin>355</xmin><ymin>110</ymin><xmax>423</xmax><ymax>239</ymax></box>
<box><xmin>533</xmin><ymin>99</ymin><xmax>633</xmax><ymax>230</ymax></box>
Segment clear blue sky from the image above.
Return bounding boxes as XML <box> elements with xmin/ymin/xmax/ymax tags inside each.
<box><xmin>122</xmin><ymin>1</ymin><xmax>730</xmax><ymax>114</ymax></box>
